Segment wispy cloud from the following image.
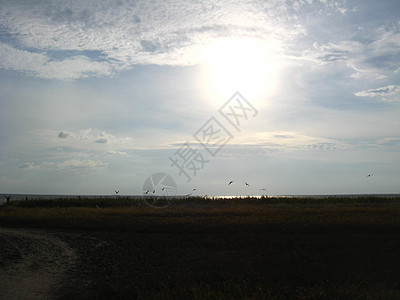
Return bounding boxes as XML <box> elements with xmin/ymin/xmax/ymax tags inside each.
<box><xmin>355</xmin><ymin>85</ymin><xmax>400</xmax><ymax>102</ymax></box>
<box><xmin>57</xmin><ymin>159</ymin><xmax>107</xmax><ymax>171</ymax></box>
<box><xmin>177</xmin><ymin>131</ymin><xmax>348</xmax><ymax>154</ymax></box>
<box><xmin>309</xmin><ymin>40</ymin><xmax>364</xmax><ymax>63</ymax></box>
<box><xmin>250</xmin><ymin>131</ymin><xmax>346</xmax><ymax>152</ymax></box>
<box><xmin>0</xmin><ymin>0</ymin><xmax>398</xmax><ymax>83</ymax></box>
<box><xmin>0</xmin><ymin>0</ymin><xmax>313</xmax><ymax>80</ymax></box>
<box><xmin>19</xmin><ymin>162</ymin><xmax>40</xmax><ymax>170</ymax></box>
<box><xmin>55</xmin><ymin>129</ymin><xmax>131</xmax><ymax>148</ymax></box>
<box><xmin>95</xmin><ymin>137</ymin><xmax>108</xmax><ymax>144</ymax></box>
<box><xmin>104</xmin><ymin>150</ymin><xmax>127</xmax><ymax>156</ymax></box>
<box><xmin>1</xmin><ymin>1</ymin><xmax>399</xmax><ymax>195</ymax></box>
<box><xmin>302</xmin><ymin>20</ymin><xmax>400</xmax><ymax>81</ymax></box>
<box><xmin>376</xmin><ymin>137</ymin><xmax>400</xmax><ymax>146</ymax></box>
<box><xmin>0</xmin><ymin>43</ymin><xmax>116</xmax><ymax>80</ymax></box>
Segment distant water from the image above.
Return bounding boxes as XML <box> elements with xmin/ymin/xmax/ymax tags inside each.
<box><xmin>215</xmin><ymin>194</ymin><xmax>400</xmax><ymax>199</ymax></box>
<box><xmin>1</xmin><ymin>193</ymin><xmax>400</xmax><ymax>202</ymax></box>
<box><xmin>275</xmin><ymin>194</ymin><xmax>400</xmax><ymax>199</ymax></box>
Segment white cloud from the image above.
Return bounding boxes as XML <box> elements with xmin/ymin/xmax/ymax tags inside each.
<box><xmin>104</xmin><ymin>150</ymin><xmax>127</xmax><ymax>156</ymax></box>
<box><xmin>94</xmin><ymin>131</ymin><xmax>120</xmax><ymax>144</ymax></box>
<box><xmin>0</xmin><ymin>0</ymin><xmax>309</xmax><ymax>80</ymax></box>
<box><xmin>303</xmin><ymin>19</ymin><xmax>400</xmax><ymax>80</ymax></box>
<box><xmin>19</xmin><ymin>162</ymin><xmax>40</xmax><ymax>170</ymax></box>
<box><xmin>1</xmin><ymin>0</ymin><xmax>397</xmax><ymax>82</ymax></box>
<box><xmin>95</xmin><ymin>137</ymin><xmax>108</xmax><ymax>144</ymax></box>
<box><xmin>37</xmin><ymin>56</ymin><xmax>116</xmax><ymax>80</ymax></box>
<box><xmin>308</xmin><ymin>40</ymin><xmax>364</xmax><ymax>64</ymax></box>
<box><xmin>57</xmin><ymin>159</ymin><xmax>107</xmax><ymax>171</ymax></box>
<box><xmin>376</xmin><ymin>137</ymin><xmax>400</xmax><ymax>146</ymax></box>
<box><xmin>371</xmin><ymin>28</ymin><xmax>400</xmax><ymax>57</ymax></box>
<box><xmin>214</xmin><ymin>131</ymin><xmax>347</xmax><ymax>153</ymax></box>
<box><xmin>355</xmin><ymin>85</ymin><xmax>400</xmax><ymax>102</ymax></box>
<box><xmin>57</xmin><ymin>131</ymin><xmax>71</xmax><ymax>138</ymax></box>
<box><xmin>0</xmin><ymin>43</ymin><xmax>116</xmax><ymax>80</ymax></box>
<box><xmin>55</xmin><ymin>129</ymin><xmax>129</xmax><ymax>147</ymax></box>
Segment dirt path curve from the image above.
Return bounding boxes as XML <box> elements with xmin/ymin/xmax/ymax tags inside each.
<box><xmin>0</xmin><ymin>227</ymin><xmax>79</xmax><ymax>300</ymax></box>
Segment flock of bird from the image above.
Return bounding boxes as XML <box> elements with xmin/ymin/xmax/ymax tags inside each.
<box><xmin>228</xmin><ymin>180</ymin><xmax>265</xmax><ymax>190</ymax></box>
<box><xmin>137</xmin><ymin>174</ymin><xmax>374</xmax><ymax>197</ymax></box>
<box><xmin>1</xmin><ymin>174</ymin><xmax>375</xmax><ymax>205</ymax></box>
<box><xmin>139</xmin><ymin>180</ymin><xmax>265</xmax><ymax>197</ymax></box>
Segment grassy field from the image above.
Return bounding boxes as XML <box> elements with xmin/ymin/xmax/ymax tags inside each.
<box><xmin>1</xmin><ymin>196</ymin><xmax>400</xmax><ymax>299</ymax></box>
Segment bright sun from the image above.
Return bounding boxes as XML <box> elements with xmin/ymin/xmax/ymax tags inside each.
<box><xmin>202</xmin><ymin>38</ymin><xmax>280</xmax><ymax>102</ymax></box>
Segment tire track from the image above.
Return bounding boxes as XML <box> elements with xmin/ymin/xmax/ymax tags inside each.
<box><xmin>0</xmin><ymin>227</ymin><xmax>78</xmax><ymax>300</ymax></box>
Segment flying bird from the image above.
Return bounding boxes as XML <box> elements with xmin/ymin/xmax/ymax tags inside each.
<box><xmin>228</xmin><ymin>181</ymin><xmax>234</xmax><ymax>185</ymax></box>
<box><xmin>260</xmin><ymin>188</ymin><xmax>267</xmax><ymax>191</ymax></box>
<box><xmin>144</xmin><ymin>190</ymin><xmax>150</xmax><ymax>194</ymax></box>
<box><xmin>4</xmin><ymin>195</ymin><xmax>11</xmax><ymax>203</ymax></box>
<box><xmin>367</xmin><ymin>174</ymin><xmax>372</xmax><ymax>177</ymax></box>
<box><xmin>152</xmin><ymin>190</ymin><xmax>156</xmax><ymax>193</ymax></box>
<box><xmin>185</xmin><ymin>189</ymin><xmax>197</xmax><ymax>197</ymax></box>
<box><xmin>245</xmin><ymin>182</ymin><xmax>250</xmax><ymax>186</ymax></box>
<box><xmin>115</xmin><ymin>190</ymin><xmax>119</xmax><ymax>194</ymax></box>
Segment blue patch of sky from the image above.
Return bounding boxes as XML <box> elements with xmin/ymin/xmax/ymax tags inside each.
<box><xmin>302</xmin><ymin>1</ymin><xmax>399</xmax><ymax>45</ymax></box>
<box><xmin>299</xmin><ymin>14</ymin><xmax>353</xmax><ymax>44</ymax></box>
<box><xmin>353</xmin><ymin>0</ymin><xmax>400</xmax><ymax>27</ymax></box>
<box><xmin>305</xmin><ymin>75</ymin><xmax>386</xmax><ymax>111</ymax></box>
<box><xmin>364</xmin><ymin>54</ymin><xmax>400</xmax><ymax>71</ymax></box>
<box><xmin>0</xmin><ymin>27</ymin><xmax>115</xmax><ymax>64</ymax></box>
<box><xmin>45</xmin><ymin>49</ymin><xmax>113</xmax><ymax>62</ymax></box>
<box><xmin>57</xmin><ymin>64</ymin><xmax>204</xmax><ymax>134</ymax></box>
<box><xmin>0</xmin><ymin>26</ymin><xmax>21</xmax><ymax>48</ymax></box>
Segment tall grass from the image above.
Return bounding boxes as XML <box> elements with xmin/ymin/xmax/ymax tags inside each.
<box><xmin>3</xmin><ymin>195</ymin><xmax>399</xmax><ymax>209</ymax></box>
<box><xmin>2</xmin><ymin>195</ymin><xmax>400</xmax><ymax>299</ymax></box>
<box><xmin>1</xmin><ymin>196</ymin><xmax>400</xmax><ymax>232</ymax></box>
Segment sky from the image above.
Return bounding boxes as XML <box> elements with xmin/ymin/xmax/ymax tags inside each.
<box><xmin>0</xmin><ymin>0</ymin><xmax>399</xmax><ymax>196</ymax></box>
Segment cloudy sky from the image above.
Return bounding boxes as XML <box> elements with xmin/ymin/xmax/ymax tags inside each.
<box><xmin>0</xmin><ymin>0</ymin><xmax>399</xmax><ymax>196</ymax></box>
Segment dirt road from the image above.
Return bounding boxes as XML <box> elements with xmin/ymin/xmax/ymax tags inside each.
<box><xmin>0</xmin><ymin>227</ymin><xmax>79</xmax><ymax>300</ymax></box>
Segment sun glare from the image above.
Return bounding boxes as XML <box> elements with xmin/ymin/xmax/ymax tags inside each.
<box><xmin>201</xmin><ymin>38</ymin><xmax>280</xmax><ymax>102</ymax></box>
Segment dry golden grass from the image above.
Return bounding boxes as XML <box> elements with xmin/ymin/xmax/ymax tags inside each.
<box><xmin>1</xmin><ymin>197</ymin><xmax>400</xmax><ymax>232</ymax></box>
<box><xmin>1</xmin><ymin>196</ymin><xmax>400</xmax><ymax>299</ymax></box>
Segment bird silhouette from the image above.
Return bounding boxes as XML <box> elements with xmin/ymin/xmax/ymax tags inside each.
<box><xmin>228</xmin><ymin>181</ymin><xmax>234</xmax><ymax>185</ymax></box>
<box><xmin>245</xmin><ymin>182</ymin><xmax>250</xmax><ymax>186</ymax></box>
<box><xmin>185</xmin><ymin>189</ymin><xmax>197</xmax><ymax>197</ymax></box>
<box><xmin>152</xmin><ymin>190</ymin><xmax>156</xmax><ymax>193</ymax></box>
<box><xmin>260</xmin><ymin>188</ymin><xmax>267</xmax><ymax>191</ymax></box>
<box><xmin>4</xmin><ymin>195</ymin><xmax>11</xmax><ymax>203</ymax></box>
<box><xmin>144</xmin><ymin>190</ymin><xmax>150</xmax><ymax>194</ymax></box>
<box><xmin>367</xmin><ymin>174</ymin><xmax>373</xmax><ymax>177</ymax></box>
<box><xmin>115</xmin><ymin>190</ymin><xmax>119</xmax><ymax>194</ymax></box>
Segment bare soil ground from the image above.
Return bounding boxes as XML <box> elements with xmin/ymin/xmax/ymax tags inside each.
<box><xmin>0</xmin><ymin>227</ymin><xmax>99</xmax><ymax>299</ymax></box>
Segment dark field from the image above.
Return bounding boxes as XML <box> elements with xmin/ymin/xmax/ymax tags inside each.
<box><xmin>1</xmin><ymin>196</ymin><xmax>400</xmax><ymax>299</ymax></box>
